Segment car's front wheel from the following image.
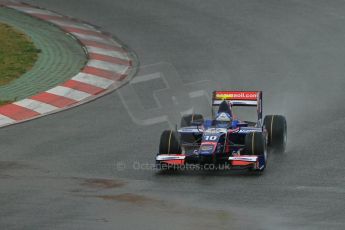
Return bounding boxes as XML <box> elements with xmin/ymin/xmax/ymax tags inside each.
<box><xmin>158</xmin><ymin>130</ymin><xmax>182</xmax><ymax>155</ymax></box>
<box><xmin>245</xmin><ymin>132</ymin><xmax>267</xmax><ymax>171</ymax></box>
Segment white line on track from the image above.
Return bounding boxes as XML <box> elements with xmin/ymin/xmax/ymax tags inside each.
<box><xmin>14</xmin><ymin>99</ymin><xmax>59</xmax><ymax>114</ymax></box>
<box><xmin>87</xmin><ymin>60</ymin><xmax>129</xmax><ymax>74</ymax></box>
<box><xmin>86</xmin><ymin>46</ymin><xmax>129</xmax><ymax>60</ymax></box>
<box><xmin>72</xmin><ymin>73</ymin><xmax>115</xmax><ymax>89</ymax></box>
<box><xmin>48</xmin><ymin>20</ymin><xmax>96</xmax><ymax>31</ymax></box>
<box><xmin>130</xmin><ymin>73</ymin><xmax>161</xmax><ymax>84</ymax></box>
<box><xmin>0</xmin><ymin>114</ymin><xmax>15</xmax><ymax>125</ymax></box>
<box><xmin>8</xmin><ymin>6</ymin><xmax>60</xmax><ymax>16</ymax></box>
<box><xmin>71</xmin><ymin>33</ymin><xmax>116</xmax><ymax>46</ymax></box>
<box><xmin>46</xmin><ymin>86</ymin><xmax>91</xmax><ymax>101</ymax></box>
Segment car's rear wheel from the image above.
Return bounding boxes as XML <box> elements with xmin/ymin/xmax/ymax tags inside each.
<box><xmin>245</xmin><ymin>132</ymin><xmax>267</xmax><ymax>171</ymax></box>
<box><xmin>180</xmin><ymin>114</ymin><xmax>204</xmax><ymax>127</ymax></box>
<box><xmin>158</xmin><ymin>130</ymin><xmax>182</xmax><ymax>155</ymax></box>
<box><xmin>263</xmin><ymin>115</ymin><xmax>287</xmax><ymax>153</ymax></box>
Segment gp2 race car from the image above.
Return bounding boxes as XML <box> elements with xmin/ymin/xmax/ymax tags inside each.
<box><xmin>155</xmin><ymin>91</ymin><xmax>287</xmax><ymax>172</ymax></box>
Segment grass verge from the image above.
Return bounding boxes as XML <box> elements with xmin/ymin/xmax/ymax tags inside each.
<box><xmin>0</xmin><ymin>22</ymin><xmax>40</xmax><ymax>105</ymax></box>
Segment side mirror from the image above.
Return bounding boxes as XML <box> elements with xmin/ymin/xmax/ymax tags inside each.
<box><xmin>191</xmin><ymin>120</ymin><xmax>203</xmax><ymax>126</ymax></box>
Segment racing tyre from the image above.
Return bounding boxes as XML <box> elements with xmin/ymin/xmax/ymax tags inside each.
<box><xmin>180</xmin><ymin>114</ymin><xmax>204</xmax><ymax>127</ymax></box>
<box><xmin>263</xmin><ymin>115</ymin><xmax>287</xmax><ymax>153</ymax></box>
<box><xmin>245</xmin><ymin>132</ymin><xmax>267</xmax><ymax>171</ymax></box>
<box><xmin>245</xmin><ymin>132</ymin><xmax>266</xmax><ymax>156</ymax></box>
<box><xmin>159</xmin><ymin>130</ymin><xmax>182</xmax><ymax>155</ymax></box>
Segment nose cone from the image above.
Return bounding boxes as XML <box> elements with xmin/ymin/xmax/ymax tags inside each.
<box><xmin>199</xmin><ymin>144</ymin><xmax>215</xmax><ymax>155</ymax></box>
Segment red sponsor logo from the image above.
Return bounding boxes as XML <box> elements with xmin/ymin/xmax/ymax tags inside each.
<box><xmin>215</xmin><ymin>91</ymin><xmax>258</xmax><ymax>100</ymax></box>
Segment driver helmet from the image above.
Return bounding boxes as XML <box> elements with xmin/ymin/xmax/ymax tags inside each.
<box><xmin>215</xmin><ymin>112</ymin><xmax>232</xmax><ymax>127</ymax></box>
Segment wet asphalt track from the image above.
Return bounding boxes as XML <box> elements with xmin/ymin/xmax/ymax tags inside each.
<box><xmin>1</xmin><ymin>0</ymin><xmax>345</xmax><ymax>229</ymax></box>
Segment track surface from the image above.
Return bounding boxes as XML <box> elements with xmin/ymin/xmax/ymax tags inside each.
<box><xmin>1</xmin><ymin>0</ymin><xmax>345</xmax><ymax>229</ymax></box>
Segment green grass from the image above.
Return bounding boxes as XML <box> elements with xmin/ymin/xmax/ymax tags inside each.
<box><xmin>0</xmin><ymin>22</ymin><xmax>40</xmax><ymax>85</ymax></box>
<box><xmin>0</xmin><ymin>22</ymin><xmax>40</xmax><ymax>105</ymax></box>
<box><xmin>0</xmin><ymin>100</ymin><xmax>13</xmax><ymax>106</ymax></box>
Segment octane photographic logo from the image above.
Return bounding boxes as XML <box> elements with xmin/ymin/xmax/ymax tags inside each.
<box><xmin>118</xmin><ymin>62</ymin><xmax>216</xmax><ymax>128</ymax></box>
<box><xmin>114</xmin><ymin>160</ymin><xmax>232</xmax><ymax>171</ymax></box>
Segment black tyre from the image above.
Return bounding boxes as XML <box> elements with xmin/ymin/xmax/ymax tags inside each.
<box><xmin>263</xmin><ymin>115</ymin><xmax>287</xmax><ymax>153</ymax></box>
<box><xmin>245</xmin><ymin>132</ymin><xmax>266</xmax><ymax>156</ymax></box>
<box><xmin>180</xmin><ymin>114</ymin><xmax>204</xmax><ymax>127</ymax></box>
<box><xmin>158</xmin><ymin>130</ymin><xmax>182</xmax><ymax>155</ymax></box>
<box><xmin>245</xmin><ymin>132</ymin><xmax>267</xmax><ymax>172</ymax></box>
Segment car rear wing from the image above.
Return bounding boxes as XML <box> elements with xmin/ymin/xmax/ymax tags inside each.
<box><xmin>212</xmin><ymin>91</ymin><xmax>261</xmax><ymax>106</ymax></box>
<box><xmin>212</xmin><ymin>91</ymin><xmax>263</xmax><ymax>121</ymax></box>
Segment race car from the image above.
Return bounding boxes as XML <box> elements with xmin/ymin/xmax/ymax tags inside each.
<box><xmin>155</xmin><ymin>91</ymin><xmax>287</xmax><ymax>172</ymax></box>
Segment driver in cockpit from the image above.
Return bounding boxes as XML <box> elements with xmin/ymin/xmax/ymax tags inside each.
<box><xmin>214</xmin><ymin>100</ymin><xmax>239</xmax><ymax>129</ymax></box>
